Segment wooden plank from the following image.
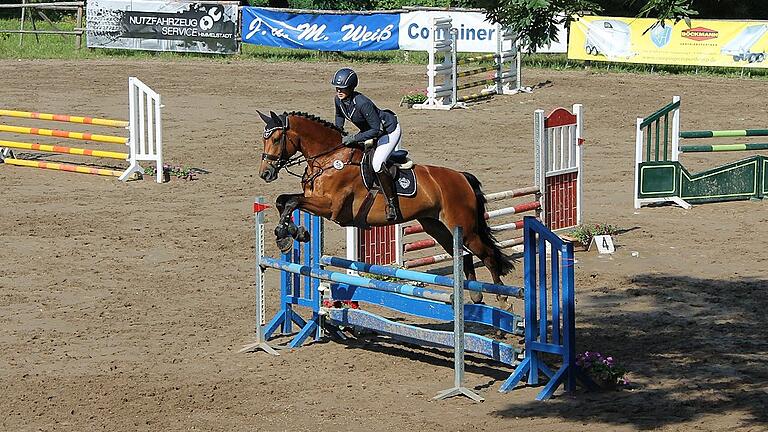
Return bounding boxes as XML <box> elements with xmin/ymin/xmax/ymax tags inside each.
<box><xmin>0</xmin><ymin>29</ymin><xmax>83</xmax><ymax>35</ymax></box>
<box><xmin>0</xmin><ymin>2</ymin><xmax>84</xmax><ymax>9</ymax></box>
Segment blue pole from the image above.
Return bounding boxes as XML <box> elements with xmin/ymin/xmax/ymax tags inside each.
<box><xmin>261</xmin><ymin>257</ymin><xmax>453</xmax><ymax>304</ymax></box>
<box><xmin>320</xmin><ymin>255</ymin><xmax>522</xmax><ymax>298</ymax></box>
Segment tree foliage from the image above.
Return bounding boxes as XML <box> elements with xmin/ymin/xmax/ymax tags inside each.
<box><xmin>474</xmin><ymin>0</ymin><xmax>601</xmax><ymax>51</ymax></box>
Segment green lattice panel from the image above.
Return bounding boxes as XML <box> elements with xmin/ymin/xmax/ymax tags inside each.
<box><xmin>679</xmin><ymin>156</ymin><xmax>766</xmax><ymax>204</ymax></box>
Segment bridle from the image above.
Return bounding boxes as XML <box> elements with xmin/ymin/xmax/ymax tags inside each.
<box><xmin>261</xmin><ymin>118</ymin><xmax>305</xmax><ymax>178</ymax></box>
<box><xmin>261</xmin><ymin>116</ymin><xmax>352</xmax><ymax>181</ymax></box>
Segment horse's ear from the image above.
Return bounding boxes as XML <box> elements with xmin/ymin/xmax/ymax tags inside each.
<box><xmin>257</xmin><ymin>110</ymin><xmax>272</xmax><ymax>125</ymax></box>
<box><xmin>270</xmin><ymin>111</ymin><xmax>283</xmax><ymax>127</ymax></box>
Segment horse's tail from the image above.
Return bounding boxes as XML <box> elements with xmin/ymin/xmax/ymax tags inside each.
<box><xmin>461</xmin><ymin>172</ymin><xmax>515</xmax><ymax>276</ymax></box>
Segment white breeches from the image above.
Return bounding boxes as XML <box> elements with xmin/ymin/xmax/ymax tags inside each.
<box><xmin>371</xmin><ymin>124</ymin><xmax>402</xmax><ymax>171</ymax></box>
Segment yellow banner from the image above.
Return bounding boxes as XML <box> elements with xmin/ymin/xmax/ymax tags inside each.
<box><xmin>568</xmin><ymin>16</ymin><xmax>768</xmax><ymax>68</ymax></box>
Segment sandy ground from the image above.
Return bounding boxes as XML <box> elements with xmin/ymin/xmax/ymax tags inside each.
<box><xmin>0</xmin><ymin>59</ymin><xmax>766</xmax><ymax>432</ymax></box>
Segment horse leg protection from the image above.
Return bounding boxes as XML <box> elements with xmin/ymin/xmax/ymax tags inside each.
<box><xmin>295</xmin><ymin>226</ymin><xmax>310</xmax><ymax>243</ymax></box>
<box><xmin>274</xmin><ymin>222</ymin><xmax>296</xmax><ymax>253</ymax></box>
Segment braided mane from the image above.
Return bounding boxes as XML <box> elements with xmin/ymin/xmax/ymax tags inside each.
<box><xmin>285</xmin><ymin>111</ymin><xmax>345</xmax><ymax>134</ymax></box>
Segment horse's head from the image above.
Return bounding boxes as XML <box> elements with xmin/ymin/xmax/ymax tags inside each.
<box><xmin>257</xmin><ymin>110</ymin><xmax>346</xmax><ymax>182</ymax></box>
<box><xmin>257</xmin><ymin>110</ymin><xmax>296</xmax><ymax>182</ymax></box>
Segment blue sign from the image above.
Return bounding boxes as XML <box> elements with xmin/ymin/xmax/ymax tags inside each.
<box><xmin>242</xmin><ymin>8</ymin><xmax>400</xmax><ymax>51</ymax></box>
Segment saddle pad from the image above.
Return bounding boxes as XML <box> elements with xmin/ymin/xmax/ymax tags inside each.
<box><xmin>361</xmin><ymin>165</ymin><xmax>417</xmax><ymax>197</ymax></box>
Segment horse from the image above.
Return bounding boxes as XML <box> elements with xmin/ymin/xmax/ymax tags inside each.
<box><xmin>257</xmin><ymin>110</ymin><xmax>515</xmax><ymax>305</ymax></box>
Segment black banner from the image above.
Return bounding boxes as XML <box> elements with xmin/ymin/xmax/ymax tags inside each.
<box><xmin>87</xmin><ymin>1</ymin><xmax>238</xmax><ymax>55</ymax></box>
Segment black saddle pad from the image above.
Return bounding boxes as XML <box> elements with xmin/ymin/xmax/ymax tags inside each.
<box><xmin>360</xmin><ymin>153</ymin><xmax>417</xmax><ymax>197</ymax></box>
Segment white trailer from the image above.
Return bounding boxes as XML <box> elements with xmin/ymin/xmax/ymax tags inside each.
<box><xmin>721</xmin><ymin>24</ymin><xmax>768</xmax><ymax>63</ymax></box>
<box><xmin>584</xmin><ymin>20</ymin><xmax>635</xmax><ymax>59</ymax></box>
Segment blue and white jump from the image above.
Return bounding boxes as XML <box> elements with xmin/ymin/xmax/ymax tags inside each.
<box><xmin>242</xmin><ymin>197</ymin><xmax>589</xmax><ymax>401</ymax></box>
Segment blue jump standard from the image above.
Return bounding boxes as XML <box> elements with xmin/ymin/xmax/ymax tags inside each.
<box><xmin>255</xmin><ymin>204</ymin><xmax>590</xmax><ymax>401</ymax></box>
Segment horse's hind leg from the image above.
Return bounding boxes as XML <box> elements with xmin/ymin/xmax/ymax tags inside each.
<box><xmin>462</xmin><ymin>232</ymin><xmax>515</xmax><ymax>310</ymax></box>
<box><xmin>418</xmin><ymin>217</ymin><xmax>484</xmax><ymax>304</ymax></box>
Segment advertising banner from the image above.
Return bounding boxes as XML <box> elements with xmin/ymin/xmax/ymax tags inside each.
<box><xmin>241</xmin><ymin>7</ymin><xmax>400</xmax><ymax>51</ymax></box>
<box><xmin>399</xmin><ymin>10</ymin><xmax>567</xmax><ymax>53</ymax></box>
<box><xmin>241</xmin><ymin>8</ymin><xmax>568</xmax><ymax>53</ymax></box>
<box><xmin>87</xmin><ymin>0</ymin><xmax>239</xmax><ymax>54</ymax></box>
<box><xmin>399</xmin><ymin>10</ymin><xmax>500</xmax><ymax>52</ymax></box>
<box><xmin>568</xmin><ymin>16</ymin><xmax>768</xmax><ymax>68</ymax></box>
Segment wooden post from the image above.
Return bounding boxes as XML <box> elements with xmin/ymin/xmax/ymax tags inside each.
<box><xmin>18</xmin><ymin>0</ymin><xmax>26</xmax><ymax>47</ymax></box>
<box><xmin>75</xmin><ymin>4</ymin><xmax>82</xmax><ymax>49</ymax></box>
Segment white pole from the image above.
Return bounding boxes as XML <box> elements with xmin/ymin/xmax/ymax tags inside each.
<box><xmin>434</xmin><ymin>226</ymin><xmax>484</xmax><ymax>402</ymax></box>
<box><xmin>240</xmin><ymin>197</ymin><xmax>279</xmax><ymax>355</ymax></box>
<box><xmin>450</xmin><ymin>28</ymin><xmax>458</xmax><ymax>108</ymax></box>
<box><xmin>573</xmin><ymin>104</ymin><xmax>584</xmax><ymax>225</ymax></box>
<box><xmin>634</xmin><ymin>117</ymin><xmax>644</xmax><ymax>209</ymax></box>
<box><xmin>672</xmin><ymin>96</ymin><xmax>681</xmax><ymax>162</ymax></box>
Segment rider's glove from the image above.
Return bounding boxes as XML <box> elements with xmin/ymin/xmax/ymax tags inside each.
<box><xmin>341</xmin><ymin>135</ymin><xmax>357</xmax><ymax>146</ymax></box>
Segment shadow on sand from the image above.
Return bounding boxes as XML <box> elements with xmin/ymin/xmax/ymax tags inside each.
<box><xmin>491</xmin><ymin>274</ymin><xmax>768</xmax><ymax>429</ymax></box>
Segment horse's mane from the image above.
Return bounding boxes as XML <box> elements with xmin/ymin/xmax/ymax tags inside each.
<box><xmin>285</xmin><ymin>111</ymin><xmax>345</xmax><ymax>135</ymax></box>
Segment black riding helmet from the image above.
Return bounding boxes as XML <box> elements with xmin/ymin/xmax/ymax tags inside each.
<box><xmin>331</xmin><ymin>68</ymin><xmax>358</xmax><ymax>90</ymax></box>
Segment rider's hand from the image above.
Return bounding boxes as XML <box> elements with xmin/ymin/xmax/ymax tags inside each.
<box><xmin>342</xmin><ymin>135</ymin><xmax>357</xmax><ymax>146</ymax></box>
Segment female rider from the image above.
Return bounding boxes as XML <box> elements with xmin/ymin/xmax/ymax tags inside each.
<box><xmin>332</xmin><ymin>67</ymin><xmax>402</xmax><ymax>222</ymax></box>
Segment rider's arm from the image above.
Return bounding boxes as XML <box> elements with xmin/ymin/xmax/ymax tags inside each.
<box><xmin>334</xmin><ymin>98</ymin><xmax>345</xmax><ymax>130</ymax></box>
<box><xmin>353</xmin><ymin>96</ymin><xmax>383</xmax><ymax>142</ymax></box>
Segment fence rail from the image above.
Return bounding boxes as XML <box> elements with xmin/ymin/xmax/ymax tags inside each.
<box><xmin>0</xmin><ymin>1</ymin><xmax>84</xmax><ymax>49</ymax></box>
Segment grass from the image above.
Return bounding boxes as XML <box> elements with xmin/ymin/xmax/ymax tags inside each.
<box><xmin>1</xmin><ymin>17</ymin><xmax>767</xmax><ymax>80</ymax></box>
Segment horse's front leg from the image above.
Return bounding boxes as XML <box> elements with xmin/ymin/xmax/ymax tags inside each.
<box><xmin>274</xmin><ymin>193</ymin><xmax>304</xmax><ymax>253</ymax></box>
<box><xmin>273</xmin><ymin>193</ymin><xmax>334</xmax><ymax>253</ymax></box>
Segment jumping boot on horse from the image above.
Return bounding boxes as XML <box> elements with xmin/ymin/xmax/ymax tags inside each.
<box><xmin>375</xmin><ymin>166</ymin><xmax>401</xmax><ymax>222</ymax></box>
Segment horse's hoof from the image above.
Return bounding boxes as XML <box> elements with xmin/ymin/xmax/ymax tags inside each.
<box><xmin>295</xmin><ymin>226</ymin><xmax>310</xmax><ymax>243</ymax></box>
<box><xmin>470</xmin><ymin>291</ymin><xmax>484</xmax><ymax>304</ymax></box>
<box><xmin>275</xmin><ymin>223</ymin><xmax>289</xmax><ymax>239</ymax></box>
<box><xmin>276</xmin><ymin>236</ymin><xmax>293</xmax><ymax>253</ymax></box>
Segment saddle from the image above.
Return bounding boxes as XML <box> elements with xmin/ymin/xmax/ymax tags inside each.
<box><xmin>352</xmin><ymin>143</ymin><xmax>417</xmax><ymax>228</ymax></box>
<box><xmin>360</xmin><ymin>148</ymin><xmax>417</xmax><ymax>198</ymax></box>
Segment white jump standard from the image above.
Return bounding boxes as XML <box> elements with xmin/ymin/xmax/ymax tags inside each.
<box><xmin>414</xmin><ymin>16</ymin><xmax>530</xmax><ymax>110</ymax></box>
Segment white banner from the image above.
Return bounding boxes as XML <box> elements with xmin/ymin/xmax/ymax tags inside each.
<box><xmin>87</xmin><ymin>0</ymin><xmax>239</xmax><ymax>54</ymax></box>
<box><xmin>398</xmin><ymin>10</ymin><xmax>567</xmax><ymax>53</ymax></box>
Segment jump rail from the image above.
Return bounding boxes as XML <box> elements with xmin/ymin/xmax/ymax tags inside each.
<box><xmin>413</xmin><ymin>16</ymin><xmax>529</xmax><ymax>110</ymax></box>
<box><xmin>0</xmin><ymin>77</ymin><xmax>164</xmax><ymax>183</ymax></box>
<box><xmin>634</xmin><ymin>96</ymin><xmax>768</xmax><ymax>208</ymax></box>
<box><xmin>243</xmin><ymin>199</ymin><xmax>591</xmax><ymax>401</ymax></box>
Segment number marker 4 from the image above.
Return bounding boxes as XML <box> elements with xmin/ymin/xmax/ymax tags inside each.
<box><xmin>589</xmin><ymin>235</ymin><xmax>615</xmax><ymax>254</ymax></box>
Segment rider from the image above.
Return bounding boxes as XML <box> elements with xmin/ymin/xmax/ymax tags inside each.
<box><xmin>332</xmin><ymin>67</ymin><xmax>402</xmax><ymax>222</ymax></box>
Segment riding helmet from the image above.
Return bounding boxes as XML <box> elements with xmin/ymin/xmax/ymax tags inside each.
<box><xmin>331</xmin><ymin>68</ymin><xmax>358</xmax><ymax>90</ymax></box>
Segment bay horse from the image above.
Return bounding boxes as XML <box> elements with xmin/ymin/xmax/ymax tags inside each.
<box><xmin>257</xmin><ymin>110</ymin><xmax>515</xmax><ymax>305</ymax></box>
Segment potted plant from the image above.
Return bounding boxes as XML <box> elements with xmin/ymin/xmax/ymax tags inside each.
<box><xmin>576</xmin><ymin>351</ymin><xmax>630</xmax><ymax>390</ymax></box>
<box><xmin>400</xmin><ymin>91</ymin><xmax>427</xmax><ymax>108</ymax></box>
<box><xmin>565</xmin><ymin>223</ymin><xmax>618</xmax><ymax>250</ymax></box>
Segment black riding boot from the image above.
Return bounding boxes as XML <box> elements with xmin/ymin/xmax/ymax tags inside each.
<box><xmin>375</xmin><ymin>166</ymin><xmax>400</xmax><ymax>222</ymax></box>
